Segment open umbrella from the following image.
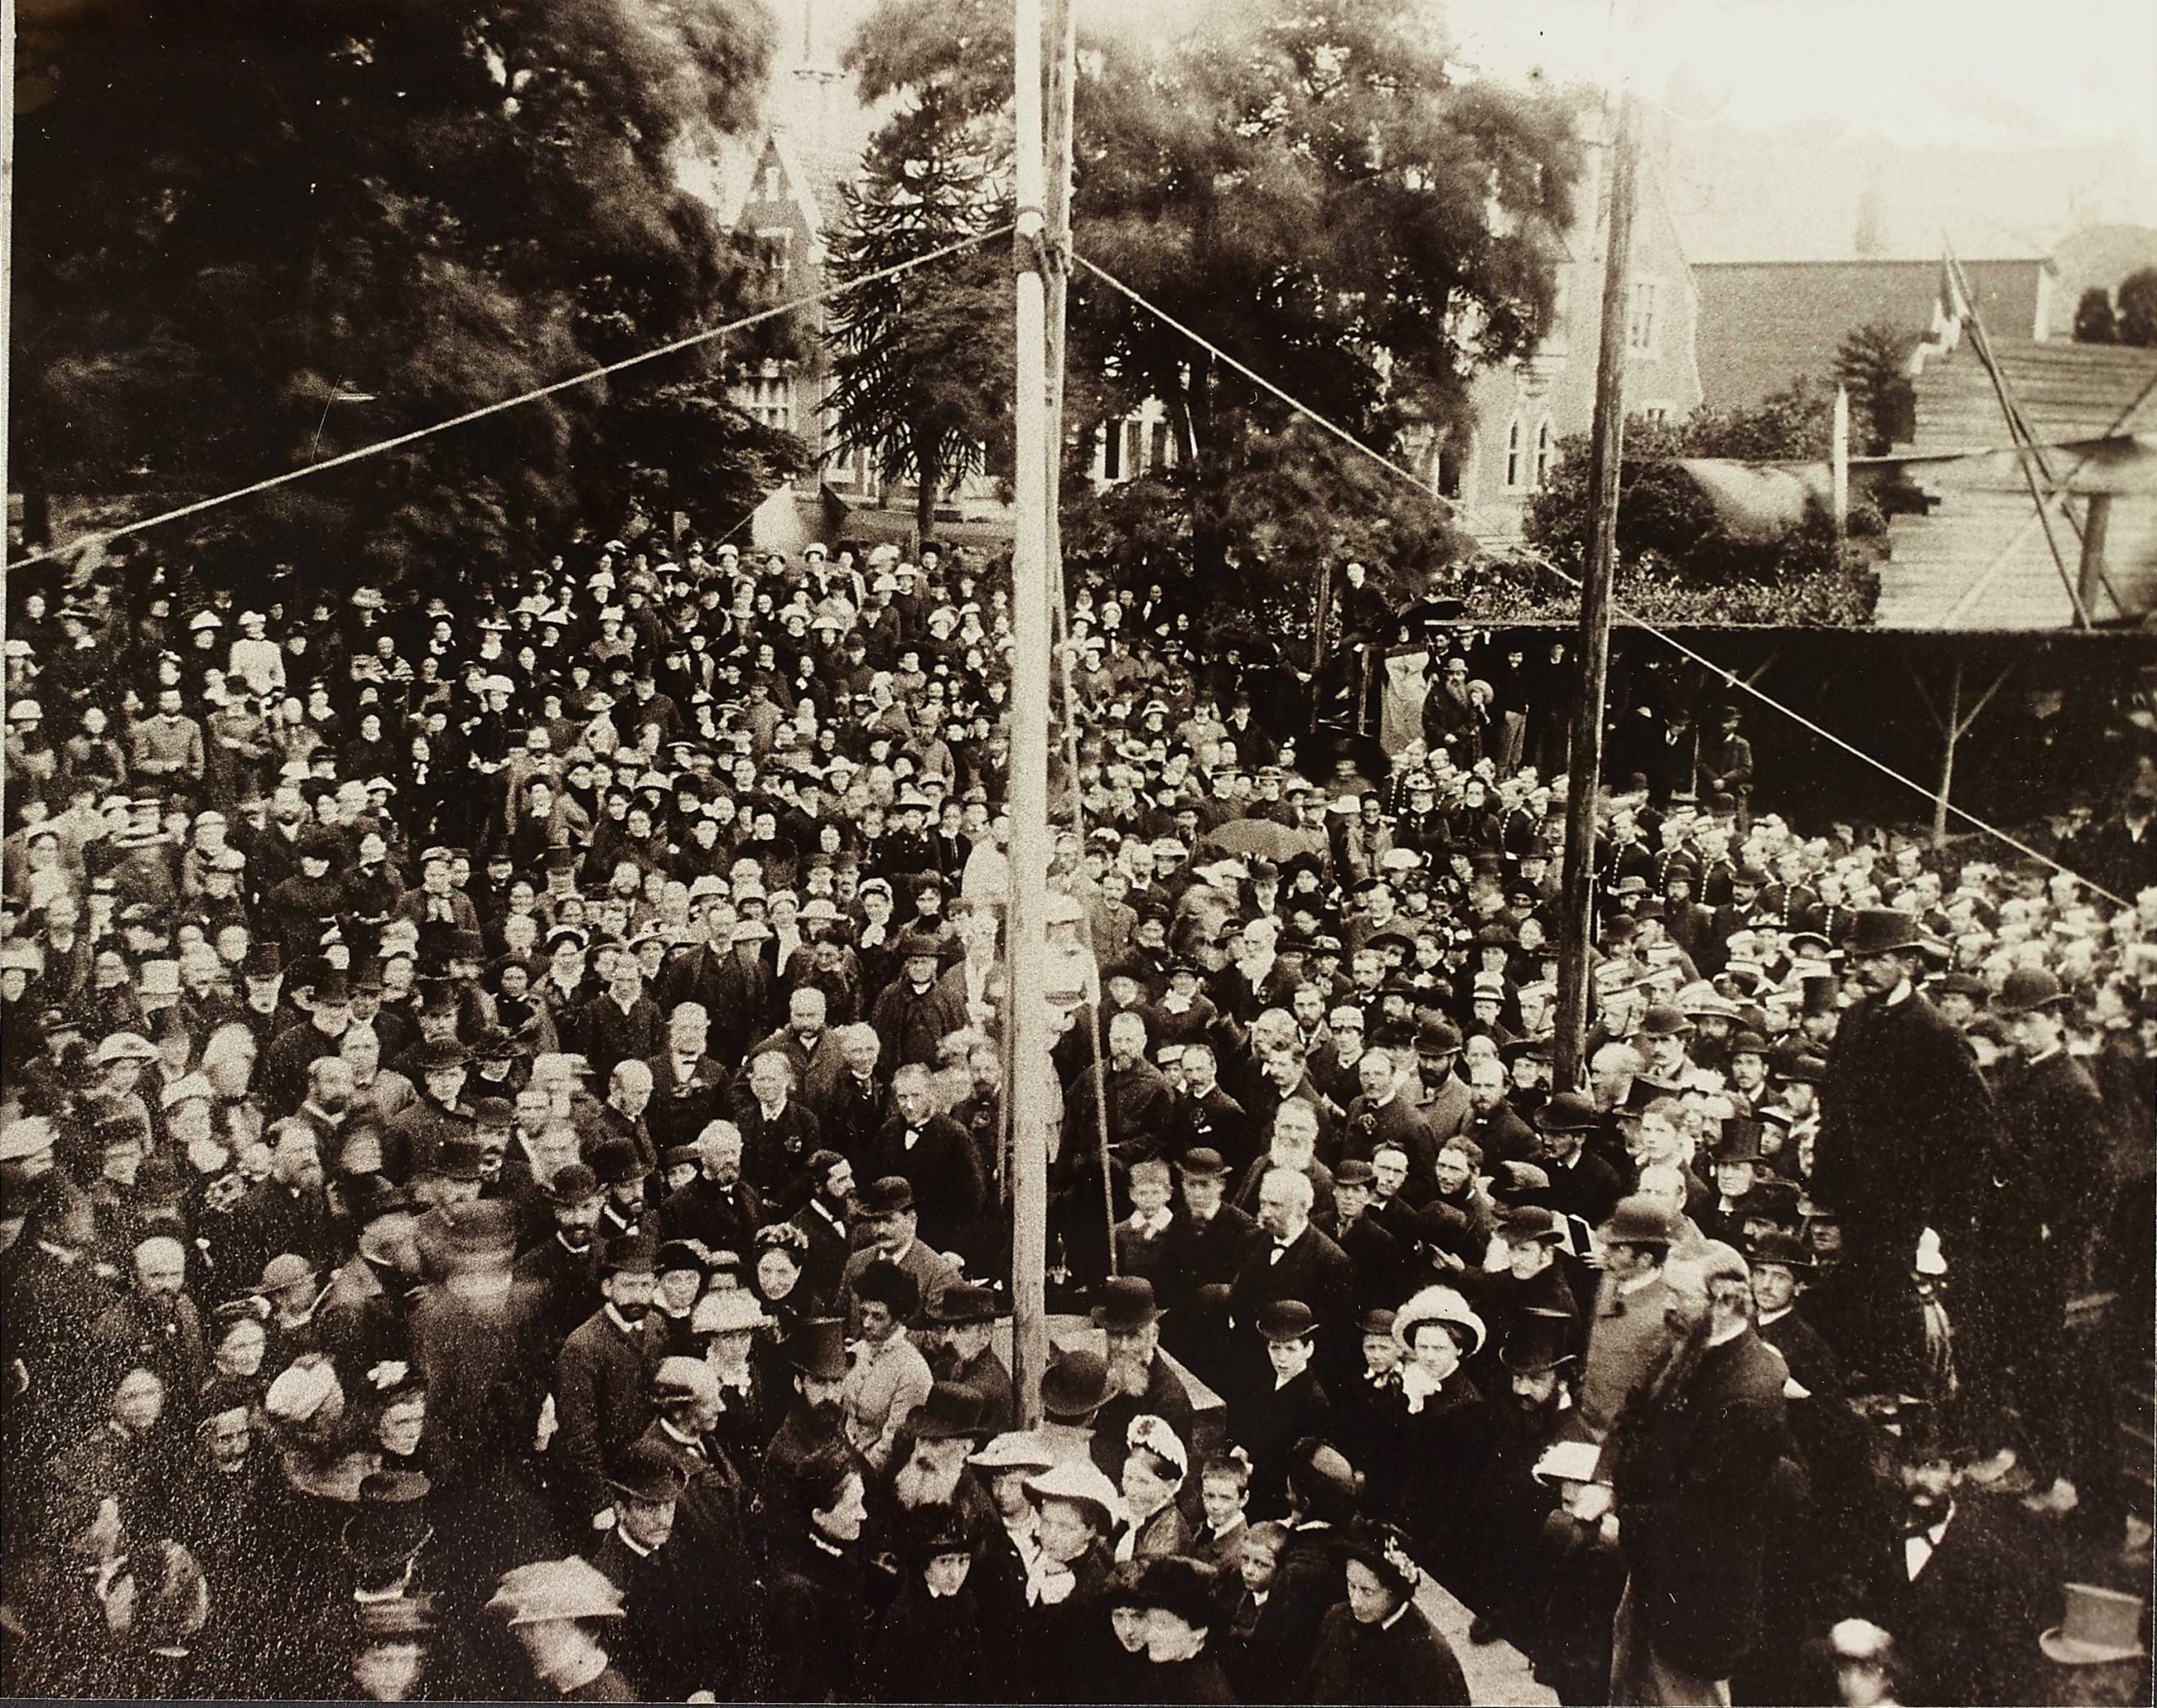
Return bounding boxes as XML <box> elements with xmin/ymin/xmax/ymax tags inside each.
<box><xmin>1204</xmin><ymin>817</ymin><xmax>1326</xmax><ymax>864</ymax></box>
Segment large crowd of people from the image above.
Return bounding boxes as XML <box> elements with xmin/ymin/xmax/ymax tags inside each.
<box><xmin>0</xmin><ymin>533</ymin><xmax>2150</xmax><ymax>1705</ymax></box>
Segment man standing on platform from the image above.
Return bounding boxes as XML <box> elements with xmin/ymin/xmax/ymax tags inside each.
<box><xmin>1811</xmin><ymin>909</ymin><xmax>1997</xmax><ymax>1390</ymax></box>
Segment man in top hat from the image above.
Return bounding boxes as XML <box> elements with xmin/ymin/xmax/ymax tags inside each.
<box><xmin>924</xmin><ymin>1281</ymin><xmax>1012</xmax><ymax>1424</ymax></box>
<box><xmin>1879</xmin><ymin>1401</ymin><xmax>2045</xmax><ymax>1706</ymax></box>
<box><xmin>1469</xmin><ymin>1203</ymin><xmax>1580</xmax><ymax>1368</ymax></box>
<box><xmin>870</xmin><ymin>929</ymin><xmax>965</xmax><ymax>1068</ymax></box>
<box><xmin>758</xmin><ymin>1318</ymin><xmax>866</xmax><ymax>1528</ymax></box>
<box><xmin>1697</xmin><ymin>1117</ymin><xmax>1766</xmax><ymax>1249</ymax></box>
<box><xmin>1812</xmin><ymin>908</ymin><xmax>1999</xmax><ymax>1390</ymax></box>
<box><xmin>1472</xmin><ymin>1308</ymin><xmax>1582</xmax><ymax>1648</ymax></box>
<box><xmin>554</xmin><ymin>1232</ymin><xmax>665</xmax><ymax>1536</ymax></box>
<box><xmin>1969</xmin><ymin>966</ymin><xmax>2111</xmax><ymax>1517</ymax></box>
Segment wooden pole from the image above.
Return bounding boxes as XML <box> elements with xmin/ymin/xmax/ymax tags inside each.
<box><xmin>1831</xmin><ymin>384</ymin><xmax>1850</xmax><ymax>548</ymax></box>
<box><xmin>1933</xmin><ymin>657</ymin><xmax>1962</xmax><ymax>849</ymax></box>
<box><xmin>2077</xmin><ymin>492</ymin><xmax>2113</xmax><ymax>621</ymax></box>
<box><xmin>1007</xmin><ymin>0</ymin><xmax>1053</xmax><ymax>1428</ymax></box>
<box><xmin>1551</xmin><ymin>94</ymin><xmax>1639</xmax><ymax>1095</ymax></box>
<box><xmin>1043</xmin><ymin>0</ymin><xmax>1075</xmax><ymax>575</ymax></box>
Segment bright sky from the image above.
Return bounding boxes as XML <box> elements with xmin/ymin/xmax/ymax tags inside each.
<box><xmin>1446</xmin><ymin>0</ymin><xmax>2157</xmax><ymax>158</ymax></box>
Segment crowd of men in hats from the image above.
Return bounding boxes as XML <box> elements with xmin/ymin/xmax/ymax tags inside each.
<box><xmin>0</xmin><ymin>531</ymin><xmax>2152</xmax><ymax>1705</ymax></box>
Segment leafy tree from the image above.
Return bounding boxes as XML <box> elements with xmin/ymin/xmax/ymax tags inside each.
<box><xmin>2073</xmin><ymin>287</ymin><xmax>2119</xmax><ymax>345</ymax></box>
<box><xmin>823</xmin><ymin>134</ymin><xmax>1015</xmax><ymax>544</ymax></box>
<box><xmin>12</xmin><ymin>0</ymin><xmax>806</xmax><ymax>581</ymax></box>
<box><xmin>844</xmin><ymin>0</ymin><xmax>1583</xmax><ymax>611</ymax></box>
<box><xmin>2118</xmin><ymin>269</ymin><xmax>2157</xmax><ymax>348</ymax></box>
<box><xmin>1833</xmin><ymin>321</ymin><xmax>1916</xmax><ymax>454</ymax></box>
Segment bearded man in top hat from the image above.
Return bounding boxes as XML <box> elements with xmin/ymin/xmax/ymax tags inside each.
<box><xmin>1812</xmin><ymin>908</ymin><xmax>1999</xmax><ymax>1389</ymax></box>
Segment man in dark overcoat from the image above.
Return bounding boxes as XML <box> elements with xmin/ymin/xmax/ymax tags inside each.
<box><xmin>1811</xmin><ymin>908</ymin><xmax>1997</xmax><ymax>1387</ymax></box>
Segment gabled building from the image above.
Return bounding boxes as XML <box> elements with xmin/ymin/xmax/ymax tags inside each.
<box><xmin>1692</xmin><ymin>254</ymin><xmax>2055</xmax><ymax>412</ymax></box>
<box><xmin>1426</xmin><ymin>114</ymin><xmax>1705</xmax><ymax>545</ymax></box>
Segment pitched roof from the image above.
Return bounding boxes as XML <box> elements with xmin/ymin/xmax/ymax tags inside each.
<box><xmin>1694</xmin><ymin>258</ymin><xmax>2051</xmax><ymax>410</ymax></box>
<box><xmin>1876</xmin><ymin>338</ymin><xmax>2157</xmax><ymax>630</ymax></box>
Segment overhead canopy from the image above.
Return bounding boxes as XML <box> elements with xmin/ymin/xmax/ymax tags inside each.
<box><xmin>1653</xmin><ymin>432</ymin><xmax>2157</xmax><ymax>541</ymax></box>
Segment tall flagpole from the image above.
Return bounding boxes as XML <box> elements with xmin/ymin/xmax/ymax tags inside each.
<box><xmin>1551</xmin><ymin>93</ymin><xmax>1638</xmax><ymax>1093</ymax></box>
<box><xmin>1006</xmin><ymin>0</ymin><xmax>1054</xmax><ymax>1426</ymax></box>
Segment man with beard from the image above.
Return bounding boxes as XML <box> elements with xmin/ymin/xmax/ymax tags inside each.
<box><xmin>925</xmin><ymin>1282</ymin><xmax>1012</xmax><ymax>1423</ymax></box>
<box><xmin>1597</xmin><ymin>1241</ymin><xmax>1790</xmax><ymax>1705</ymax></box>
<box><xmin>314</xmin><ymin>1178</ymin><xmax>421</xmax><ymax>1383</ymax></box>
<box><xmin>221</xmin><ymin>1116</ymin><xmax>335</xmax><ymax>1294</ymax></box>
<box><xmin>889</xmin><ymin>1381</ymin><xmax>993</xmax><ymax>1534</ymax></box>
<box><xmin>1812</xmin><ymin>909</ymin><xmax>1998</xmax><ymax>1390</ymax></box>
<box><xmin>1087</xmin><ymin>1276</ymin><xmax>1197</xmax><ymax>1483</ymax></box>
<box><xmin>1467</xmin><ymin>1309</ymin><xmax>1576</xmax><ymax>1651</ymax></box>
<box><xmin>757</xmin><ymin>1317</ymin><xmax>864</xmax><ymax>1534</ymax></box>
<box><xmin>789</xmin><ymin>1148</ymin><xmax>855</xmax><ymax>1306</ymax></box>
<box><xmin>1410</xmin><ymin>1015</ymin><xmax>1474</xmax><ymax>1145</ymax></box>
<box><xmin>554</xmin><ymin>1233</ymin><xmax>664</xmax><ymax>1539</ymax></box>
<box><xmin>92</xmin><ymin>1234</ymin><xmax>208</xmax><ymax>1400</ymax></box>
<box><xmin>1464</xmin><ymin>1055</ymin><xmax>1537</xmax><ymax>1170</ymax></box>
<box><xmin>1875</xmin><ymin>1402</ymin><xmax>2043</xmax><ymax>1705</ymax></box>
<box><xmin>657</xmin><ymin>1120</ymin><xmax>763</xmax><ymax>1257</ymax></box>
<box><xmin>511</xmin><ymin>1162</ymin><xmax>607</xmax><ymax>1359</ymax></box>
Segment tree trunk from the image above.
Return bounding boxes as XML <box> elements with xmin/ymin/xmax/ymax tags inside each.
<box><xmin>915</xmin><ymin>453</ymin><xmax>940</xmax><ymax>549</ymax></box>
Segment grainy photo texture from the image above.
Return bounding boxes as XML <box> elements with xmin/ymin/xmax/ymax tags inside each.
<box><xmin>3</xmin><ymin>0</ymin><xmax>2154</xmax><ymax>1701</ymax></box>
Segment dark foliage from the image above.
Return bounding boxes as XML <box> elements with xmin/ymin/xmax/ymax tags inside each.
<box><xmin>842</xmin><ymin>0</ymin><xmax>1583</xmax><ymax>610</ymax></box>
<box><xmin>13</xmin><ymin>0</ymin><xmax>809</xmax><ymax>582</ymax></box>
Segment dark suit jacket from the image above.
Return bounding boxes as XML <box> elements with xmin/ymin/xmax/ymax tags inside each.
<box><xmin>1609</xmin><ymin>1326</ymin><xmax>1790</xmax><ymax>1681</ymax></box>
<box><xmin>657</xmin><ymin>1174</ymin><xmax>765</xmax><ymax>1258</ymax></box>
<box><xmin>1815</xmin><ymin>991</ymin><xmax>1998</xmax><ymax>1240</ymax></box>
<box><xmin>863</xmin><ymin>1113</ymin><xmax>985</xmax><ymax>1250</ymax></box>
<box><xmin>641</xmin><ymin>1052</ymin><xmax>731</xmax><ymax>1156</ymax></box>
<box><xmin>554</xmin><ymin>1306</ymin><xmax>661</xmax><ymax>1524</ymax></box>
<box><xmin>1229</xmin><ymin>1223</ymin><xmax>1359</xmax><ymax>1345</ymax></box>
<box><xmin>1885</xmin><ymin>1498</ymin><xmax>2046</xmax><ymax>1707</ymax></box>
